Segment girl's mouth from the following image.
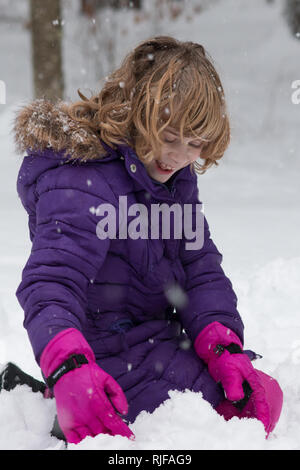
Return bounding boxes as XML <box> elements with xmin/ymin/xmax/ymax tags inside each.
<box><xmin>155</xmin><ymin>160</ymin><xmax>176</xmax><ymax>174</ymax></box>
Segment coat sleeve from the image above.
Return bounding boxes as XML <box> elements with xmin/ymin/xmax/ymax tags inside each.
<box><xmin>16</xmin><ymin>164</ymin><xmax>112</xmax><ymax>364</ymax></box>
<box><xmin>177</xmin><ymin>185</ymin><xmax>244</xmax><ymax>345</ymax></box>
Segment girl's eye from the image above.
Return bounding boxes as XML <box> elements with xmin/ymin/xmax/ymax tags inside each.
<box><xmin>163</xmin><ymin>134</ymin><xmax>202</xmax><ymax>148</ymax></box>
<box><xmin>164</xmin><ymin>136</ymin><xmax>176</xmax><ymax>143</ymax></box>
<box><xmin>189</xmin><ymin>143</ymin><xmax>202</xmax><ymax>148</ymax></box>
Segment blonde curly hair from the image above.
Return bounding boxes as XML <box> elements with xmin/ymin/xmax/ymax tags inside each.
<box><xmin>66</xmin><ymin>35</ymin><xmax>230</xmax><ymax>174</ymax></box>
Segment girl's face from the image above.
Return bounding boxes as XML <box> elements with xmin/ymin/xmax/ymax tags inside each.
<box><xmin>144</xmin><ymin>127</ymin><xmax>203</xmax><ymax>183</ymax></box>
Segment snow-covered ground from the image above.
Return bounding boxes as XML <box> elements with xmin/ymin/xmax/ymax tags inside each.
<box><xmin>0</xmin><ymin>0</ymin><xmax>299</xmax><ymax>450</ymax></box>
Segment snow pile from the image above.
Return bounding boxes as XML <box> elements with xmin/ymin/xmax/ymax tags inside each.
<box><xmin>0</xmin><ymin>0</ymin><xmax>299</xmax><ymax>450</ymax></box>
<box><xmin>69</xmin><ymin>389</ymin><xmax>267</xmax><ymax>451</ymax></box>
<box><xmin>234</xmin><ymin>257</ymin><xmax>300</xmax><ymax>360</ymax></box>
<box><xmin>0</xmin><ymin>258</ymin><xmax>299</xmax><ymax>450</ymax></box>
<box><xmin>0</xmin><ymin>384</ymin><xmax>60</xmax><ymax>450</ymax></box>
<box><xmin>0</xmin><ymin>369</ymin><xmax>297</xmax><ymax>451</ymax></box>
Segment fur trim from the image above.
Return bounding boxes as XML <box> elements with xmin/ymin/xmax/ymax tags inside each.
<box><xmin>13</xmin><ymin>98</ymin><xmax>107</xmax><ymax>162</ymax></box>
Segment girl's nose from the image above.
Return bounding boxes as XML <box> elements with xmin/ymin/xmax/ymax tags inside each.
<box><xmin>168</xmin><ymin>143</ymin><xmax>197</xmax><ymax>166</ymax></box>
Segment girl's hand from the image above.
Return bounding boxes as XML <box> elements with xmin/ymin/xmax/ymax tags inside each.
<box><xmin>52</xmin><ymin>360</ymin><xmax>134</xmax><ymax>444</ymax></box>
<box><xmin>194</xmin><ymin>322</ymin><xmax>283</xmax><ymax>435</ymax></box>
<box><xmin>40</xmin><ymin>328</ymin><xmax>134</xmax><ymax>444</ymax></box>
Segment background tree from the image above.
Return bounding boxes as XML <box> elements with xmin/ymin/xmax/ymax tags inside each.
<box><xmin>30</xmin><ymin>0</ymin><xmax>64</xmax><ymax>101</ymax></box>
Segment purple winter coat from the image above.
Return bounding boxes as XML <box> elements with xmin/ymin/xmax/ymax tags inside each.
<box><xmin>15</xmin><ymin>119</ymin><xmax>245</xmax><ymax>423</ymax></box>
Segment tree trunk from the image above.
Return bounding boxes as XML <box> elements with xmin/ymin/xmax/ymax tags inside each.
<box><xmin>30</xmin><ymin>0</ymin><xmax>64</xmax><ymax>101</ymax></box>
<box><xmin>81</xmin><ymin>0</ymin><xmax>98</xmax><ymax>16</ymax></box>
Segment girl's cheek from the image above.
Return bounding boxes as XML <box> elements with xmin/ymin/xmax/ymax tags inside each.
<box><xmin>188</xmin><ymin>151</ymin><xmax>201</xmax><ymax>163</ymax></box>
<box><xmin>194</xmin><ymin>147</ymin><xmax>203</xmax><ymax>159</ymax></box>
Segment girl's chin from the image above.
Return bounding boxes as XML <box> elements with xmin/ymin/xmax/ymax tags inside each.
<box><xmin>149</xmin><ymin>171</ymin><xmax>173</xmax><ymax>183</ymax></box>
<box><xmin>153</xmin><ymin>175</ymin><xmax>171</xmax><ymax>183</ymax></box>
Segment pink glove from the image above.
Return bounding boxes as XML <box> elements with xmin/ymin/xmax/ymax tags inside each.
<box><xmin>194</xmin><ymin>322</ymin><xmax>283</xmax><ymax>436</ymax></box>
<box><xmin>215</xmin><ymin>369</ymin><xmax>283</xmax><ymax>436</ymax></box>
<box><xmin>40</xmin><ymin>328</ymin><xmax>134</xmax><ymax>444</ymax></box>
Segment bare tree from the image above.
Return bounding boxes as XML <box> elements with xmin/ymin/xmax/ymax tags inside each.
<box><xmin>81</xmin><ymin>0</ymin><xmax>97</xmax><ymax>17</ymax></box>
<box><xmin>30</xmin><ymin>0</ymin><xmax>64</xmax><ymax>101</ymax></box>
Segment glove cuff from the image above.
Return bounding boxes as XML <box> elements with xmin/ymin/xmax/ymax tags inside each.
<box><xmin>40</xmin><ymin>328</ymin><xmax>96</xmax><ymax>378</ymax></box>
<box><xmin>194</xmin><ymin>321</ymin><xmax>243</xmax><ymax>363</ymax></box>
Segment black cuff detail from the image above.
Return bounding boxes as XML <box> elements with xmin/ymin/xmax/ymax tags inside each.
<box><xmin>225</xmin><ymin>343</ymin><xmax>243</xmax><ymax>354</ymax></box>
<box><xmin>213</xmin><ymin>342</ymin><xmax>243</xmax><ymax>356</ymax></box>
<box><xmin>45</xmin><ymin>354</ymin><xmax>88</xmax><ymax>388</ymax></box>
<box><xmin>232</xmin><ymin>380</ymin><xmax>253</xmax><ymax>410</ymax></box>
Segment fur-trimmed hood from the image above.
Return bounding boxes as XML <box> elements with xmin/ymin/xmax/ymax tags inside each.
<box><xmin>13</xmin><ymin>98</ymin><xmax>107</xmax><ymax>162</ymax></box>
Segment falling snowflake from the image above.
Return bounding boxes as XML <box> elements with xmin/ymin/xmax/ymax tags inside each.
<box><xmin>164</xmin><ymin>283</ymin><xmax>188</xmax><ymax>309</ymax></box>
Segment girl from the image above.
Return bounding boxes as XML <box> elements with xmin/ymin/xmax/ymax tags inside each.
<box><xmin>11</xmin><ymin>36</ymin><xmax>282</xmax><ymax>444</ymax></box>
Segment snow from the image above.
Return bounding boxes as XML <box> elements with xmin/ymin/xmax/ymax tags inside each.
<box><xmin>0</xmin><ymin>386</ymin><xmax>60</xmax><ymax>450</ymax></box>
<box><xmin>0</xmin><ymin>0</ymin><xmax>300</xmax><ymax>450</ymax></box>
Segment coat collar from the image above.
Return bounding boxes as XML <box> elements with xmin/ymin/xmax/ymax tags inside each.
<box><xmin>23</xmin><ymin>139</ymin><xmax>197</xmax><ymax>204</ymax></box>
